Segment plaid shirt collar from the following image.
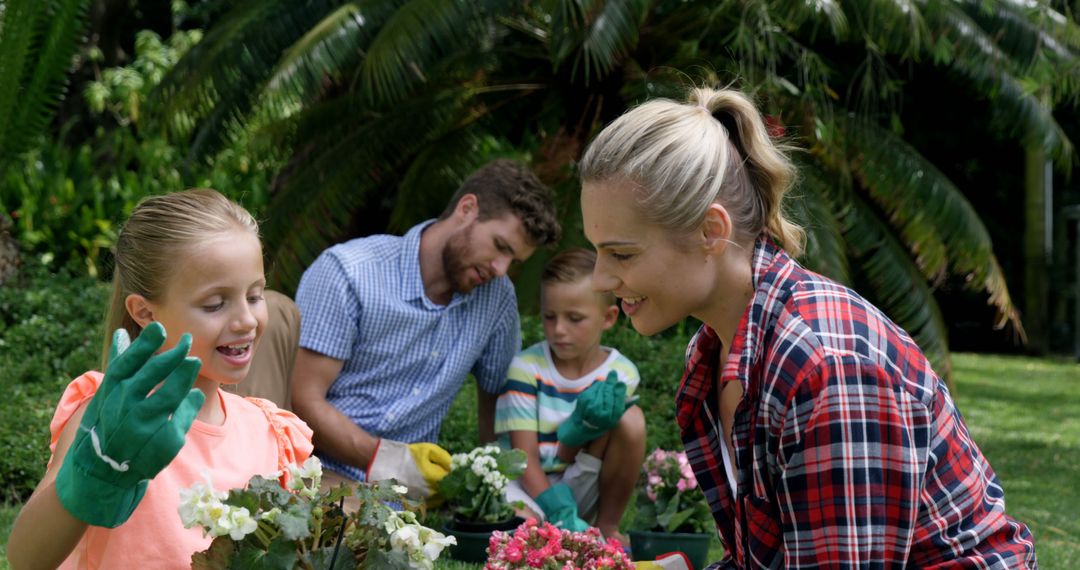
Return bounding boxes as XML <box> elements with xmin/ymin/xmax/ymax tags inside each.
<box><xmin>674</xmin><ymin>235</ymin><xmax>794</xmax><ymax>563</ymax></box>
<box><xmin>677</xmin><ymin>235</ymin><xmax>791</xmax><ymax>415</ymax></box>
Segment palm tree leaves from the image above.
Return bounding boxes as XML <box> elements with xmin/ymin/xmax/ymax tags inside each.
<box><xmin>545</xmin><ymin>0</ymin><xmax>649</xmax><ymax>84</ymax></box>
<box><xmin>0</xmin><ymin>0</ymin><xmax>90</xmax><ymax>164</ymax></box>
<box><xmin>845</xmin><ymin>117</ymin><xmax>1022</xmax><ymax>335</ymax></box>
<box><xmin>144</xmin><ymin>0</ymin><xmax>1080</xmax><ymax>378</ymax></box>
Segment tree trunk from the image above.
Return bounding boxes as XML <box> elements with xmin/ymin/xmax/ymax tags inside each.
<box><xmin>1023</xmin><ymin>143</ymin><xmax>1051</xmax><ymax>354</ymax></box>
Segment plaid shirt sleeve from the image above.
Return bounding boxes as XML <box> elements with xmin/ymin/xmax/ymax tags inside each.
<box><xmin>773</xmin><ymin>354</ymin><xmax>930</xmax><ymax>567</ymax></box>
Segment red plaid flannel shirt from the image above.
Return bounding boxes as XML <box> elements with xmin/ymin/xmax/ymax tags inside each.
<box><xmin>677</xmin><ymin>237</ymin><xmax>1036</xmax><ymax>569</ymax></box>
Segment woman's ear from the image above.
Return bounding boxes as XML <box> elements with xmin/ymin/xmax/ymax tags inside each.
<box><xmin>125</xmin><ymin>294</ymin><xmax>155</xmax><ymax>329</ymax></box>
<box><xmin>701</xmin><ymin>203</ymin><xmax>733</xmax><ymax>254</ymax></box>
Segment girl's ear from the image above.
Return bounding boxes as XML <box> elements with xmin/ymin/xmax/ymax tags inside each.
<box><xmin>701</xmin><ymin>203</ymin><xmax>733</xmax><ymax>255</ymax></box>
<box><xmin>125</xmin><ymin>294</ymin><xmax>155</xmax><ymax>329</ymax></box>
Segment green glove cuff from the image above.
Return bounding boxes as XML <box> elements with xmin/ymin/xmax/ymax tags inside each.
<box><xmin>535</xmin><ymin>483</ymin><xmax>589</xmax><ymax>532</ymax></box>
<box><xmin>56</xmin><ymin>459</ymin><xmax>147</xmax><ymax>528</ymax></box>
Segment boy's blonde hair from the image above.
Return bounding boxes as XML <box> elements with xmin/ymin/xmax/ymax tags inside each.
<box><xmin>102</xmin><ymin>189</ymin><xmax>259</xmax><ymax>367</ymax></box>
<box><xmin>541</xmin><ymin>248</ymin><xmax>616</xmax><ymax>306</ymax></box>
<box><xmin>579</xmin><ymin>87</ymin><xmax>804</xmax><ymax>256</ymax></box>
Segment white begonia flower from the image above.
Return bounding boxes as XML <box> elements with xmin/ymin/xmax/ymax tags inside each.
<box><xmin>298</xmin><ymin>456</ymin><xmax>322</xmax><ymax>479</ymax></box>
<box><xmin>390</xmin><ymin>524</ymin><xmax>421</xmax><ymax>552</ymax></box>
<box><xmin>226</xmin><ymin>507</ymin><xmax>258</xmax><ymax>541</ymax></box>
<box><xmin>422</xmin><ymin>532</ymin><xmax>457</xmax><ymax>559</ymax></box>
<box><xmin>393</xmin><ymin>484</ymin><xmax>409</xmax><ymax>495</ymax></box>
<box><xmin>287</xmin><ymin>474</ymin><xmax>306</xmax><ymax>491</ymax></box>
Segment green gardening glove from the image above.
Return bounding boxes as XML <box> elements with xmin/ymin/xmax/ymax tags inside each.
<box><xmin>557</xmin><ymin>371</ymin><xmax>629</xmax><ymax>447</ymax></box>
<box><xmin>55</xmin><ymin>322</ymin><xmax>205</xmax><ymax>528</ymax></box>
<box><xmin>535</xmin><ymin>483</ymin><xmax>590</xmax><ymax>532</ymax></box>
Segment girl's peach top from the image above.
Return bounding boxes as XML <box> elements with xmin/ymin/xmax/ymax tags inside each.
<box><xmin>48</xmin><ymin>371</ymin><xmax>314</xmax><ymax>569</ymax></box>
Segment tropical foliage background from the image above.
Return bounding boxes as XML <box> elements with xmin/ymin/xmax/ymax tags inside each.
<box><xmin>2</xmin><ymin>1</ymin><xmax>1080</xmax><ymax>383</ymax></box>
<box><xmin>1</xmin><ymin>1</ymin><xmax>1080</xmax><ymax>564</ymax></box>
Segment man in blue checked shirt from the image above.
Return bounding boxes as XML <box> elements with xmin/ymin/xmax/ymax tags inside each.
<box><xmin>289</xmin><ymin>159</ymin><xmax>560</xmax><ymax>506</ymax></box>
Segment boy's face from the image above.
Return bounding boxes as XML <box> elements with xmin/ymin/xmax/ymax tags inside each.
<box><xmin>541</xmin><ymin>278</ymin><xmax>618</xmax><ymax>365</ymax></box>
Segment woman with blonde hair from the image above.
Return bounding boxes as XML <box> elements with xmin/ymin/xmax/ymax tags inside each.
<box><xmin>578</xmin><ymin>87</ymin><xmax>1036</xmax><ymax>568</ymax></box>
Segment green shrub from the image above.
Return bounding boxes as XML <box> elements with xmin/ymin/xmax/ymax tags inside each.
<box><xmin>0</xmin><ymin>260</ymin><xmax>108</xmax><ymax>500</ymax></box>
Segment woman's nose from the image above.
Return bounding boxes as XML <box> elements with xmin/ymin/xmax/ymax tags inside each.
<box><xmin>591</xmin><ymin>263</ymin><xmax>619</xmax><ymax>293</ymax></box>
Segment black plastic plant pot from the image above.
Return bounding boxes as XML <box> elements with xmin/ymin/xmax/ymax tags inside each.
<box><xmin>443</xmin><ymin>516</ymin><xmax>525</xmax><ymax>563</ymax></box>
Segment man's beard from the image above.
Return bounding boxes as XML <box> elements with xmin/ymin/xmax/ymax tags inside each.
<box><xmin>442</xmin><ymin>224</ymin><xmax>477</xmax><ymax>294</ymax></box>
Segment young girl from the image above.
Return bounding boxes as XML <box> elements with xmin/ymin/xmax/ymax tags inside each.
<box><xmin>578</xmin><ymin>88</ymin><xmax>1037</xmax><ymax>568</ymax></box>
<box><xmin>8</xmin><ymin>189</ymin><xmax>313</xmax><ymax>569</ymax></box>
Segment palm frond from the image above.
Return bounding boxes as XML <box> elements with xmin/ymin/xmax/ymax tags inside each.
<box><xmin>843</xmin><ymin>0</ymin><xmax>930</xmax><ymax>57</ymax></box>
<box><xmin>150</xmin><ymin>0</ymin><xmax>349</xmax><ymax>159</ymax></box>
<box><xmin>263</xmin><ymin>86</ymin><xmax>480</xmax><ymax>292</ymax></box>
<box><xmin>546</xmin><ymin>0</ymin><xmax>648</xmax><ymax>85</ymax></box>
<box><xmin>790</xmin><ymin>157</ymin><xmax>852</xmax><ymax>284</ymax></box>
<box><xmin>263</xmin><ymin>2</ymin><xmax>381</xmax><ymax>111</ymax></box>
<box><xmin>0</xmin><ymin>0</ymin><xmax>90</xmax><ymax>161</ymax></box>
<box><xmin>358</xmin><ymin>0</ymin><xmax>491</xmax><ymax>106</ymax></box>
<box><xmin>846</xmin><ymin>118</ymin><xmax>1023</xmax><ymax>336</ymax></box>
<box><xmin>388</xmin><ymin>126</ymin><xmax>494</xmax><ymax>232</ymax></box>
<box><xmin>925</xmin><ymin>2</ymin><xmax>1075</xmax><ymax>166</ymax></box>
<box><xmin>840</xmin><ymin>192</ymin><xmax>954</xmax><ymax>385</ymax></box>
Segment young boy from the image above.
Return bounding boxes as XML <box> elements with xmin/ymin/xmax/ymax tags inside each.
<box><xmin>495</xmin><ymin>248</ymin><xmax>646</xmax><ymax>545</ymax></box>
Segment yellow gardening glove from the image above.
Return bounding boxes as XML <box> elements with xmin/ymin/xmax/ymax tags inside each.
<box><xmin>367</xmin><ymin>439</ymin><xmax>452</xmax><ymax>505</ymax></box>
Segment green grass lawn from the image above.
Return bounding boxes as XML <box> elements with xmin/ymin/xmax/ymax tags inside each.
<box><xmin>1</xmin><ymin>352</ymin><xmax>1076</xmax><ymax>568</ymax></box>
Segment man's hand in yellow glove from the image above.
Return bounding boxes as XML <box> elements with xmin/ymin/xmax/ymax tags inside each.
<box><xmin>366</xmin><ymin>440</ymin><xmax>452</xmax><ymax>503</ymax></box>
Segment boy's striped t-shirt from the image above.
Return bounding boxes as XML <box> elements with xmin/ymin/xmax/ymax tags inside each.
<box><xmin>494</xmin><ymin>340</ymin><xmax>639</xmax><ymax>473</ymax></box>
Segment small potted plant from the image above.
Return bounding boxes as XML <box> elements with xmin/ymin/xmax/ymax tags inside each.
<box><xmin>485</xmin><ymin>517</ymin><xmax>634</xmax><ymax>569</ymax></box>
<box><xmin>628</xmin><ymin>448</ymin><xmax>714</xmax><ymax>569</ymax></box>
<box><xmin>180</xmin><ymin>457</ymin><xmax>456</xmax><ymax>569</ymax></box>
<box><xmin>438</xmin><ymin>445</ymin><xmax>527</xmax><ymax>562</ymax></box>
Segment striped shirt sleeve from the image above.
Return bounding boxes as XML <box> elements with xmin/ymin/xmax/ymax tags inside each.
<box><xmin>494</xmin><ymin>356</ymin><xmax>538</xmax><ymax>435</ymax></box>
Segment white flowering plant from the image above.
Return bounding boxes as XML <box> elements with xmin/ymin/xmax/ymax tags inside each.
<box><xmin>180</xmin><ymin>457</ymin><xmax>456</xmax><ymax>569</ymax></box>
<box><xmin>439</xmin><ymin>445</ymin><xmax>527</xmax><ymax>523</ymax></box>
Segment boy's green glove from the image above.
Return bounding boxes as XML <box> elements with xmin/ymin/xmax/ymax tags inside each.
<box><xmin>557</xmin><ymin>371</ymin><xmax>629</xmax><ymax>447</ymax></box>
<box><xmin>535</xmin><ymin>483</ymin><xmax>590</xmax><ymax>532</ymax></box>
<box><xmin>55</xmin><ymin>322</ymin><xmax>204</xmax><ymax>528</ymax></box>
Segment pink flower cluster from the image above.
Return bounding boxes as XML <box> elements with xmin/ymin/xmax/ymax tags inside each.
<box><xmin>485</xmin><ymin>518</ymin><xmax>633</xmax><ymax>570</ymax></box>
<box><xmin>643</xmin><ymin>449</ymin><xmax>697</xmax><ymax>502</ymax></box>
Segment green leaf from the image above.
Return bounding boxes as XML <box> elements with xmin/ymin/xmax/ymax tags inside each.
<box><xmin>664</xmin><ymin>506</ymin><xmax>696</xmax><ymax>533</ymax></box>
<box><xmin>278</xmin><ymin>502</ymin><xmax>313</xmax><ymax>541</ymax></box>
<box><xmin>191</xmin><ymin>536</ymin><xmax>235</xmax><ymax>570</ymax></box>
<box><xmin>303</xmin><ymin>546</ymin><xmax>357</xmax><ymax>570</ymax></box>
<box><xmin>496</xmin><ymin>448</ymin><xmax>527</xmax><ymax>479</ymax></box>
<box><xmin>231</xmin><ymin>539</ymin><xmax>297</xmax><ymax>570</ymax></box>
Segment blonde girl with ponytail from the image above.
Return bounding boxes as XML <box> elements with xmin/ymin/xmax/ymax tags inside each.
<box><xmin>9</xmin><ymin>190</ymin><xmax>313</xmax><ymax>570</ymax></box>
<box><xmin>579</xmin><ymin>87</ymin><xmax>1036</xmax><ymax>568</ymax></box>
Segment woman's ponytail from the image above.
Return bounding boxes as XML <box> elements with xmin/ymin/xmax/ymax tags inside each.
<box><xmin>580</xmin><ymin>86</ymin><xmax>805</xmax><ymax>257</ymax></box>
<box><xmin>689</xmin><ymin>87</ymin><xmax>804</xmax><ymax>257</ymax></box>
